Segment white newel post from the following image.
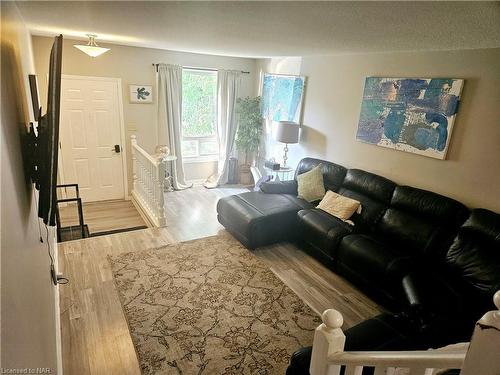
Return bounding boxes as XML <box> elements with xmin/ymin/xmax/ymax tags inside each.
<box><xmin>310</xmin><ymin>309</ymin><xmax>346</xmax><ymax>375</ymax></box>
<box><xmin>461</xmin><ymin>290</ymin><xmax>500</xmax><ymax>375</ymax></box>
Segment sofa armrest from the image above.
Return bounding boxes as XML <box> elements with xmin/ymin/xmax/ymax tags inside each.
<box><xmin>401</xmin><ymin>272</ymin><xmax>480</xmax><ymax>345</ymax></box>
<box><xmin>401</xmin><ymin>272</ymin><xmax>463</xmax><ymax>316</ymax></box>
<box><xmin>260</xmin><ymin>180</ymin><xmax>298</xmax><ymax>195</ymax></box>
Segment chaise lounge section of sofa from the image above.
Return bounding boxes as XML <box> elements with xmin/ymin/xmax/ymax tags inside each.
<box><xmin>217</xmin><ymin>190</ymin><xmax>313</xmax><ymax>249</ymax></box>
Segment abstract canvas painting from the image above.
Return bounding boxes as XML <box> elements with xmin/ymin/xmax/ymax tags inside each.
<box><xmin>356</xmin><ymin>77</ymin><xmax>464</xmax><ymax>159</ymax></box>
<box><xmin>262</xmin><ymin>73</ymin><xmax>305</xmax><ymax>123</ymax></box>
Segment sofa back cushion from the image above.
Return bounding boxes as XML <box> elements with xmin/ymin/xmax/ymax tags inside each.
<box><xmin>378</xmin><ymin>186</ymin><xmax>469</xmax><ymax>256</ymax></box>
<box><xmin>445</xmin><ymin>209</ymin><xmax>500</xmax><ymax>316</ymax></box>
<box><xmin>295</xmin><ymin>158</ymin><xmax>347</xmax><ymax>192</ymax></box>
<box><xmin>338</xmin><ymin>169</ymin><xmax>396</xmax><ymax>230</ymax></box>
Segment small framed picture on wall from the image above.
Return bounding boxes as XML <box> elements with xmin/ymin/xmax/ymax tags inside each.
<box><xmin>129</xmin><ymin>84</ymin><xmax>153</xmax><ymax>103</ymax></box>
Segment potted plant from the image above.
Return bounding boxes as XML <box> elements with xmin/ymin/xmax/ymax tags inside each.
<box><xmin>235</xmin><ymin>96</ymin><xmax>262</xmax><ymax>184</ymax></box>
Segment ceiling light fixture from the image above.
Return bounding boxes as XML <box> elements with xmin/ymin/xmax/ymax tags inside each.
<box><xmin>73</xmin><ymin>34</ymin><xmax>110</xmax><ymax>57</ymax></box>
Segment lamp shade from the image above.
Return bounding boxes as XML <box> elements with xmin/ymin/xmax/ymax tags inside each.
<box><xmin>274</xmin><ymin>121</ymin><xmax>299</xmax><ymax>144</ymax></box>
<box><xmin>74</xmin><ymin>44</ymin><xmax>110</xmax><ymax>57</ymax></box>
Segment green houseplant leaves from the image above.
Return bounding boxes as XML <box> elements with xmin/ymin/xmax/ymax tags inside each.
<box><xmin>235</xmin><ymin>96</ymin><xmax>263</xmax><ymax>165</ymax></box>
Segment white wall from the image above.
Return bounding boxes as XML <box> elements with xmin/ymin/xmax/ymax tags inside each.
<box><xmin>258</xmin><ymin>49</ymin><xmax>500</xmax><ymax>211</ymax></box>
<box><xmin>32</xmin><ymin>36</ymin><xmax>257</xmax><ymax>186</ymax></box>
<box><xmin>1</xmin><ymin>2</ymin><xmax>61</xmax><ymax>372</ymax></box>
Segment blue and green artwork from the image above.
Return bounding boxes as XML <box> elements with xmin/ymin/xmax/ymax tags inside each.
<box><xmin>356</xmin><ymin>77</ymin><xmax>464</xmax><ymax>159</ymax></box>
<box><xmin>262</xmin><ymin>74</ymin><xmax>305</xmax><ymax>123</ymax></box>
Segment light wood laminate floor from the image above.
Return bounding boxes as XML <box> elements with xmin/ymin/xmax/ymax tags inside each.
<box><xmin>58</xmin><ymin>199</ymin><xmax>147</xmax><ymax>234</ymax></box>
<box><xmin>162</xmin><ymin>185</ymin><xmax>251</xmax><ymax>241</ymax></box>
<box><xmin>58</xmin><ymin>187</ymin><xmax>382</xmax><ymax>375</ymax></box>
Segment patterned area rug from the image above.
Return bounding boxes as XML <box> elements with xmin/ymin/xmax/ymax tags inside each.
<box><xmin>108</xmin><ymin>233</ymin><xmax>320</xmax><ymax>375</ymax></box>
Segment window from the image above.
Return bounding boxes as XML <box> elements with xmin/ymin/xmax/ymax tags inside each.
<box><xmin>181</xmin><ymin>69</ymin><xmax>218</xmax><ymax>161</ymax></box>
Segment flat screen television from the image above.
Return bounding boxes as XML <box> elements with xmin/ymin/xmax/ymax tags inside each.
<box><xmin>29</xmin><ymin>34</ymin><xmax>63</xmax><ymax>226</ymax></box>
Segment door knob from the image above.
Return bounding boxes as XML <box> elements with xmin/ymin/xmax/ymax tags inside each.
<box><xmin>112</xmin><ymin>144</ymin><xmax>121</xmax><ymax>153</ymax></box>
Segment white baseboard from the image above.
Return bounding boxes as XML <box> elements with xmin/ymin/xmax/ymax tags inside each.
<box><xmin>52</xmin><ymin>227</ymin><xmax>63</xmax><ymax>375</ymax></box>
<box><xmin>185</xmin><ymin>178</ymin><xmax>206</xmax><ymax>186</ymax></box>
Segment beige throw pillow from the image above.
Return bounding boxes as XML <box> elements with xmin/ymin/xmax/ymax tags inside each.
<box><xmin>317</xmin><ymin>190</ymin><xmax>361</xmax><ymax>221</ymax></box>
<box><xmin>297</xmin><ymin>165</ymin><xmax>326</xmax><ymax>202</ymax></box>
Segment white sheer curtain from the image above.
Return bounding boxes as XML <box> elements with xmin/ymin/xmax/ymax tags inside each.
<box><xmin>157</xmin><ymin>64</ymin><xmax>192</xmax><ymax>190</ymax></box>
<box><xmin>204</xmin><ymin>70</ymin><xmax>242</xmax><ymax>188</ymax></box>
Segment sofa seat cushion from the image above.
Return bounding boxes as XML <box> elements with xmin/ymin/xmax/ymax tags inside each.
<box><xmin>217</xmin><ymin>192</ymin><xmax>313</xmax><ymax>249</ymax></box>
<box><xmin>232</xmin><ymin>191</ymin><xmax>312</xmax><ymax>213</ymax></box>
<box><xmin>336</xmin><ymin>234</ymin><xmax>415</xmax><ymax>297</ymax></box>
<box><xmin>260</xmin><ymin>179</ymin><xmax>298</xmax><ymax>195</ymax></box>
<box><xmin>297</xmin><ymin>209</ymin><xmax>355</xmax><ymax>261</ymax></box>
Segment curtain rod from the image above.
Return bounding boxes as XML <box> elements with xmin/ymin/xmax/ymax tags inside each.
<box><xmin>152</xmin><ymin>63</ymin><xmax>250</xmax><ymax>74</ymax></box>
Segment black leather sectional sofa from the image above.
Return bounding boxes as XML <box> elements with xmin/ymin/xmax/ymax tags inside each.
<box><xmin>217</xmin><ymin>157</ymin><xmax>500</xmax><ymax>374</ymax></box>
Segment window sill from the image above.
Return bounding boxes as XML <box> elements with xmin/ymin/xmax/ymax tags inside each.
<box><xmin>183</xmin><ymin>155</ymin><xmax>219</xmax><ymax>164</ymax></box>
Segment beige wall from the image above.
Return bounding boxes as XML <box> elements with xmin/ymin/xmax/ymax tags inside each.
<box><xmin>1</xmin><ymin>2</ymin><xmax>60</xmax><ymax>372</ymax></box>
<box><xmin>32</xmin><ymin>36</ymin><xmax>257</xmax><ymax>188</ymax></box>
<box><xmin>258</xmin><ymin>49</ymin><xmax>500</xmax><ymax>211</ymax></box>
<box><xmin>184</xmin><ymin>161</ymin><xmax>217</xmax><ymax>183</ymax></box>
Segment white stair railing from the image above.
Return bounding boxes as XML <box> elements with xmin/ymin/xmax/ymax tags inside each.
<box><xmin>130</xmin><ymin>135</ymin><xmax>166</xmax><ymax>227</ymax></box>
<box><xmin>310</xmin><ymin>290</ymin><xmax>500</xmax><ymax>375</ymax></box>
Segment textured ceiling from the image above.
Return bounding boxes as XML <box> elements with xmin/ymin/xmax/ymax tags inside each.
<box><xmin>17</xmin><ymin>1</ymin><xmax>500</xmax><ymax>58</ymax></box>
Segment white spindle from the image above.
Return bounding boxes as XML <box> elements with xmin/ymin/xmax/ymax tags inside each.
<box><xmin>130</xmin><ymin>135</ymin><xmax>167</xmax><ymax>227</ymax></box>
<box><xmin>344</xmin><ymin>365</ymin><xmax>363</xmax><ymax>375</ymax></box>
<box><xmin>461</xmin><ymin>290</ymin><xmax>500</xmax><ymax>375</ymax></box>
<box><xmin>407</xmin><ymin>367</ymin><xmax>429</xmax><ymax>375</ymax></box>
<box><xmin>131</xmin><ymin>135</ymin><xmax>138</xmax><ymax>193</ymax></box>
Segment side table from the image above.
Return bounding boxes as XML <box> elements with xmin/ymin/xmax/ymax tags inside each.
<box><xmin>160</xmin><ymin>155</ymin><xmax>178</xmax><ymax>192</ymax></box>
<box><xmin>264</xmin><ymin>166</ymin><xmax>294</xmax><ymax>181</ymax></box>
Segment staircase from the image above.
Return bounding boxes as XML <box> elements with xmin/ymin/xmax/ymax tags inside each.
<box><xmin>130</xmin><ymin>135</ymin><xmax>167</xmax><ymax>227</ymax></box>
<box><xmin>310</xmin><ymin>291</ymin><xmax>500</xmax><ymax>375</ymax></box>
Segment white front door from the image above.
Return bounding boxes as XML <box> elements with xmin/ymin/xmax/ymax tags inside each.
<box><xmin>60</xmin><ymin>76</ymin><xmax>125</xmax><ymax>202</ymax></box>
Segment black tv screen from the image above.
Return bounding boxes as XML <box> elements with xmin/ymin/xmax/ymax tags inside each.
<box><xmin>37</xmin><ymin>34</ymin><xmax>63</xmax><ymax>226</ymax></box>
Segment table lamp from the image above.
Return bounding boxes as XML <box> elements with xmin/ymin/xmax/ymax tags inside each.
<box><xmin>274</xmin><ymin>121</ymin><xmax>300</xmax><ymax>167</ymax></box>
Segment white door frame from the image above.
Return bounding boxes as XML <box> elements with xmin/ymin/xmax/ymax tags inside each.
<box><xmin>59</xmin><ymin>74</ymin><xmax>129</xmax><ymax>200</ymax></box>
